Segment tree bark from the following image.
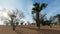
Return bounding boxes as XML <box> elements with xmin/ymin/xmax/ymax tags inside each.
<box><xmin>36</xmin><ymin>12</ymin><xmax>40</xmax><ymax>29</ymax></box>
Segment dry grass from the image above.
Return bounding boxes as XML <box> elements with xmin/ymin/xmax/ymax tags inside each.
<box><xmin>0</xmin><ymin>25</ymin><xmax>60</xmax><ymax>34</ymax></box>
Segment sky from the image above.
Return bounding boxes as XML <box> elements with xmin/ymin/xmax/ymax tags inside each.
<box><xmin>0</xmin><ymin>0</ymin><xmax>60</xmax><ymax>25</ymax></box>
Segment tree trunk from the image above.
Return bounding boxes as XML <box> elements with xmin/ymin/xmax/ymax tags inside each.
<box><xmin>11</xmin><ymin>18</ymin><xmax>16</xmax><ymax>31</ymax></box>
<box><xmin>36</xmin><ymin>12</ymin><xmax>40</xmax><ymax>29</ymax></box>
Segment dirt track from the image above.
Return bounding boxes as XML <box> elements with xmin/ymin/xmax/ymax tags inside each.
<box><xmin>0</xmin><ymin>25</ymin><xmax>60</xmax><ymax>34</ymax></box>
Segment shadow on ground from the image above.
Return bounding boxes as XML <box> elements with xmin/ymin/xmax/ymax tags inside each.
<box><xmin>19</xmin><ymin>26</ymin><xmax>60</xmax><ymax>34</ymax></box>
<box><xmin>15</xmin><ymin>30</ymin><xmax>23</xmax><ymax>34</ymax></box>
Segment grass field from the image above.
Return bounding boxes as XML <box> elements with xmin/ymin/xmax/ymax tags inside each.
<box><xmin>0</xmin><ymin>25</ymin><xmax>60</xmax><ymax>34</ymax></box>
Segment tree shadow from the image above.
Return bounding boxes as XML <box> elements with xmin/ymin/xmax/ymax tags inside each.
<box><xmin>20</xmin><ymin>26</ymin><xmax>60</xmax><ymax>34</ymax></box>
<box><xmin>39</xmin><ymin>29</ymin><xmax>60</xmax><ymax>34</ymax></box>
<box><xmin>15</xmin><ymin>30</ymin><xmax>23</xmax><ymax>34</ymax></box>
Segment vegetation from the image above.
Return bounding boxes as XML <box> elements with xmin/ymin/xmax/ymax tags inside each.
<box><xmin>16</xmin><ymin>22</ymin><xmax>19</xmax><ymax>26</ymax></box>
<box><xmin>20</xmin><ymin>21</ymin><xmax>24</xmax><ymax>25</ymax></box>
<box><xmin>54</xmin><ymin>14</ymin><xmax>60</xmax><ymax>25</ymax></box>
<box><xmin>27</xmin><ymin>21</ymin><xmax>31</xmax><ymax>25</ymax></box>
<box><xmin>32</xmin><ymin>2</ymin><xmax>47</xmax><ymax>29</ymax></box>
<box><xmin>8</xmin><ymin>9</ymin><xmax>24</xmax><ymax>30</ymax></box>
<box><xmin>0</xmin><ymin>2</ymin><xmax>60</xmax><ymax>32</ymax></box>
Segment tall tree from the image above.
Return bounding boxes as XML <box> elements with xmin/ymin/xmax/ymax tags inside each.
<box><xmin>32</xmin><ymin>2</ymin><xmax>47</xmax><ymax>29</ymax></box>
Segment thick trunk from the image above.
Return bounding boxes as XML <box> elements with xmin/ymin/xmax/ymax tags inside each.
<box><xmin>36</xmin><ymin>12</ymin><xmax>40</xmax><ymax>28</ymax></box>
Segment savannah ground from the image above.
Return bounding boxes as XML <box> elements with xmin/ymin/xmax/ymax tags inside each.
<box><xmin>0</xmin><ymin>25</ymin><xmax>60</xmax><ymax>34</ymax></box>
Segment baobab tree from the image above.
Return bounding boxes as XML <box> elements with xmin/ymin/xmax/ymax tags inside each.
<box><xmin>32</xmin><ymin>2</ymin><xmax>47</xmax><ymax>29</ymax></box>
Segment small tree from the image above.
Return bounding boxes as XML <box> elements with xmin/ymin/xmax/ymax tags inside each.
<box><xmin>20</xmin><ymin>21</ymin><xmax>24</xmax><ymax>25</ymax></box>
<box><xmin>16</xmin><ymin>22</ymin><xmax>19</xmax><ymax>26</ymax></box>
<box><xmin>49</xmin><ymin>16</ymin><xmax>55</xmax><ymax>28</ymax></box>
<box><xmin>8</xmin><ymin>9</ymin><xmax>24</xmax><ymax>31</ymax></box>
<box><xmin>54</xmin><ymin>14</ymin><xmax>60</xmax><ymax>25</ymax></box>
<box><xmin>27</xmin><ymin>21</ymin><xmax>30</xmax><ymax>25</ymax></box>
<box><xmin>4</xmin><ymin>21</ymin><xmax>9</xmax><ymax>26</ymax></box>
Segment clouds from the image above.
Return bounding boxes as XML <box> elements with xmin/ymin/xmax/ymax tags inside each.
<box><xmin>0</xmin><ymin>0</ymin><xmax>34</xmax><ymax>23</ymax></box>
<box><xmin>0</xmin><ymin>8</ymin><xmax>11</xmax><ymax>20</ymax></box>
<box><xmin>0</xmin><ymin>0</ymin><xmax>59</xmax><ymax>24</ymax></box>
<box><xmin>0</xmin><ymin>8</ymin><xmax>11</xmax><ymax>25</ymax></box>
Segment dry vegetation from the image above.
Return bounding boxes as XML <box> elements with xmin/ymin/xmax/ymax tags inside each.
<box><xmin>0</xmin><ymin>25</ymin><xmax>60</xmax><ymax>34</ymax></box>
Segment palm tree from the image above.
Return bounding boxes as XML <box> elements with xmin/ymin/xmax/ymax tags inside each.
<box><xmin>32</xmin><ymin>2</ymin><xmax>47</xmax><ymax>29</ymax></box>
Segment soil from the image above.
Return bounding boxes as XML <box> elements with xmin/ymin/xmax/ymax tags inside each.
<box><xmin>0</xmin><ymin>25</ymin><xmax>60</xmax><ymax>34</ymax></box>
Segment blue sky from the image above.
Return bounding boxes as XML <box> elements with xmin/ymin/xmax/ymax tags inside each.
<box><xmin>0</xmin><ymin>0</ymin><xmax>60</xmax><ymax>23</ymax></box>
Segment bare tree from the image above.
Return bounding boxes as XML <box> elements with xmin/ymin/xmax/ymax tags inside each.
<box><xmin>8</xmin><ymin>9</ymin><xmax>24</xmax><ymax>31</ymax></box>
